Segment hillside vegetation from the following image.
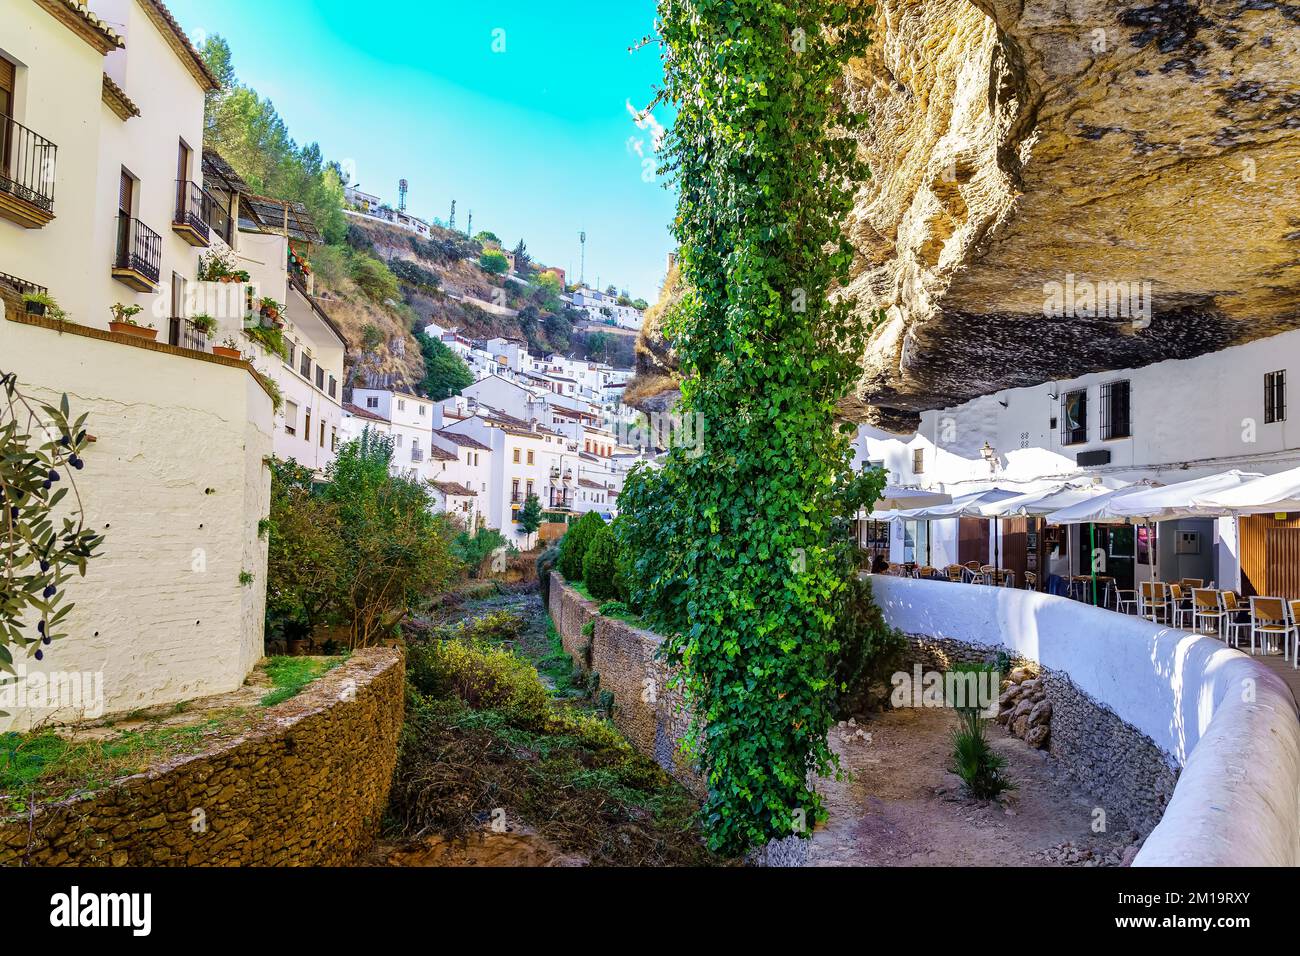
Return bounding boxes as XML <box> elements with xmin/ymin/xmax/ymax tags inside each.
<box><xmin>200</xmin><ymin>34</ymin><xmax>635</xmax><ymax>398</ymax></box>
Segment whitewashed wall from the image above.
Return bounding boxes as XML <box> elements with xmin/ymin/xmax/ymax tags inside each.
<box><xmin>872</xmin><ymin>575</ymin><xmax>1300</xmax><ymax>866</ymax></box>
<box><xmin>1</xmin><ymin>315</ymin><xmax>273</xmax><ymax>730</ymax></box>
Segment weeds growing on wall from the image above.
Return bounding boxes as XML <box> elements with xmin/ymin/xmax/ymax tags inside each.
<box><xmin>635</xmin><ymin>1</ymin><xmax>880</xmax><ymax>854</ymax></box>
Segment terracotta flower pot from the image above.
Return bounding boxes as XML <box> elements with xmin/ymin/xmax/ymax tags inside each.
<box><xmin>213</xmin><ymin>346</ymin><xmax>243</xmax><ymax>359</ymax></box>
<box><xmin>110</xmin><ymin>321</ymin><xmax>157</xmax><ymax>341</ymax></box>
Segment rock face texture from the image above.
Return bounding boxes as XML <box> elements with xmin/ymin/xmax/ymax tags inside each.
<box><xmin>846</xmin><ymin>0</ymin><xmax>1300</xmax><ymax>429</ymax></box>
<box><xmin>633</xmin><ymin>2</ymin><xmax>1300</xmax><ymax>426</ymax></box>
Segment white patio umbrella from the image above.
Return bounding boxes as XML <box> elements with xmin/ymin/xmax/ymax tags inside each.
<box><xmin>977</xmin><ymin>483</ymin><xmax>1110</xmax><ymax>518</ymax></box>
<box><xmin>1192</xmin><ymin>465</ymin><xmax>1300</xmax><ymax>514</ymax></box>
<box><xmin>892</xmin><ymin>488</ymin><xmax>1022</xmax><ymax>572</ymax></box>
<box><xmin>865</xmin><ymin>485</ymin><xmax>953</xmax><ymax>519</ymax></box>
<box><xmin>1043</xmin><ymin>481</ymin><xmax>1162</xmax><ymax>525</ymax></box>
<box><xmin>1042</xmin><ymin>482</ymin><xmax>1161</xmax><ymax>599</ymax></box>
<box><xmin>1105</xmin><ymin>470</ymin><xmax>1263</xmax><ymax>523</ymax></box>
<box><xmin>891</xmin><ymin>487</ymin><xmax>1020</xmax><ymax>521</ymax></box>
<box><xmin>1046</xmin><ymin>472</ymin><xmax>1260</xmax><ymax>592</ymax></box>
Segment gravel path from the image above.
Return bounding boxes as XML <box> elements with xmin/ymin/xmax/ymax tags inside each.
<box><xmin>807</xmin><ymin>707</ymin><xmax>1143</xmax><ymax>867</ymax></box>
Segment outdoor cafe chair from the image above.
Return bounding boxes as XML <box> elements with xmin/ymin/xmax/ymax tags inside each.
<box><xmin>1180</xmin><ymin>578</ymin><xmax>1204</xmax><ymax>591</ymax></box>
<box><xmin>945</xmin><ymin>564</ymin><xmax>964</xmax><ymax>583</ymax></box>
<box><xmin>1289</xmin><ymin>601</ymin><xmax>1300</xmax><ymax>667</ymax></box>
<box><xmin>1221</xmin><ymin>591</ymin><xmax>1251</xmax><ymax>649</ymax></box>
<box><xmin>1140</xmin><ymin>581</ymin><xmax>1171</xmax><ymax>625</ymax></box>
<box><xmin>1248</xmin><ymin>596</ymin><xmax>1293</xmax><ymax>657</ymax></box>
<box><xmin>917</xmin><ymin>565</ymin><xmax>938</xmax><ymax>580</ymax></box>
<box><xmin>1169</xmin><ymin>584</ymin><xmax>1195</xmax><ymax>630</ymax></box>
<box><xmin>1114</xmin><ymin>587</ymin><xmax>1138</xmax><ymax>615</ymax></box>
<box><xmin>1190</xmin><ymin>588</ymin><xmax>1225</xmax><ymax>634</ymax></box>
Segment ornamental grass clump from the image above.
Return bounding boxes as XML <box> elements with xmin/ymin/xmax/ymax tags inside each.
<box><xmin>950</xmin><ymin>709</ymin><xmax>1015</xmax><ymax>800</ymax></box>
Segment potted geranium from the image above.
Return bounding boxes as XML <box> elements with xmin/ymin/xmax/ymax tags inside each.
<box><xmin>213</xmin><ymin>336</ymin><xmax>243</xmax><ymax>360</ymax></box>
<box><xmin>108</xmin><ymin>303</ymin><xmax>156</xmax><ymax>341</ymax></box>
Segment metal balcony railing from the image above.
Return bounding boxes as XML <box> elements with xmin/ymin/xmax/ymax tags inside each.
<box><xmin>167</xmin><ymin>317</ymin><xmax>210</xmax><ymax>352</ymax></box>
<box><xmin>0</xmin><ymin>115</ymin><xmax>57</xmax><ymax>214</ymax></box>
<box><xmin>114</xmin><ymin>214</ymin><xmax>162</xmax><ymax>285</ymax></box>
<box><xmin>174</xmin><ymin>179</ymin><xmax>217</xmax><ymax>241</ymax></box>
<box><xmin>204</xmin><ymin>184</ymin><xmax>234</xmax><ymax>244</ymax></box>
<box><xmin>410</xmin><ymin>447</ymin><xmax>425</xmax><ymax>463</ymax></box>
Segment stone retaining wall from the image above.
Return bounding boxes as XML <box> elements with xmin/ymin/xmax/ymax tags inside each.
<box><xmin>549</xmin><ymin>574</ymin><xmax>703</xmax><ymax>795</ymax></box>
<box><xmin>902</xmin><ymin>633</ymin><xmax>1176</xmax><ymax>833</ymax></box>
<box><xmin>873</xmin><ymin>574</ymin><xmax>1300</xmax><ymax>866</ymax></box>
<box><xmin>0</xmin><ymin>648</ymin><xmax>404</xmax><ymax>867</ymax></box>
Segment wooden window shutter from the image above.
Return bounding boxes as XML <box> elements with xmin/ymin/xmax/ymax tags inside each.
<box><xmin>119</xmin><ymin>169</ymin><xmax>134</xmax><ymax>214</ymax></box>
<box><xmin>0</xmin><ymin>57</ymin><xmax>15</xmax><ymax>100</ymax></box>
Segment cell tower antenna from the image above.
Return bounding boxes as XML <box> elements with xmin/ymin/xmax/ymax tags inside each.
<box><xmin>398</xmin><ymin>179</ymin><xmax>409</xmax><ymax>213</ymax></box>
<box><xmin>467</xmin><ymin>211</ymin><xmax>473</xmax><ymax>238</ymax></box>
<box><xmin>579</xmin><ymin>230</ymin><xmax>587</xmax><ymax>287</ymax></box>
<box><xmin>449</xmin><ymin>199</ymin><xmax>456</xmax><ymax>231</ymax></box>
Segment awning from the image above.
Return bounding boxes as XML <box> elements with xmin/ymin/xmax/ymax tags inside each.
<box><xmin>978</xmin><ymin>483</ymin><xmax>1112</xmax><ymax>518</ymax></box>
<box><xmin>1192</xmin><ymin>465</ymin><xmax>1300</xmax><ymax>515</ymax></box>
<box><xmin>863</xmin><ymin>485</ymin><xmax>952</xmax><ymax>520</ymax></box>
<box><xmin>887</xmin><ymin>487</ymin><xmax>1021</xmax><ymax>521</ymax></box>
<box><xmin>1043</xmin><ymin>471</ymin><xmax>1261</xmax><ymax>525</ymax></box>
<box><xmin>1104</xmin><ymin>470</ymin><xmax>1261</xmax><ymax>522</ymax></box>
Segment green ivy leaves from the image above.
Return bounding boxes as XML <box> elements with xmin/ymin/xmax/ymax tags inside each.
<box><xmin>613</xmin><ymin>0</ymin><xmax>881</xmax><ymax>854</ymax></box>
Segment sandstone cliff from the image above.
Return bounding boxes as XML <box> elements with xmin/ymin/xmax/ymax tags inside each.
<box><xmin>632</xmin><ymin>1</ymin><xmax>1300</xmax><ymax>428</ymax></box>
<box><xmin>845</xmin><ymin>0</ymin><xmax>1300</xmax><ymax>428</ymax></box>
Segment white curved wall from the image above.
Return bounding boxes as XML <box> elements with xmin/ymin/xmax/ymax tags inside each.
<box><xmin>871</xmin><ymin>575</ymin><xmax>1300</xmax><ymax>866</ymax></box>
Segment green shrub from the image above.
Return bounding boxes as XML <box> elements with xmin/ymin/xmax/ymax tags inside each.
<box><xmin>349</xmin><ymin>253</ymin><xmax>400</xmax><ymax>303</ymax></box>
<box><xmin>558</xmin><ymin>511</ymin><xmax>605</xmax><ymax>581</ymax></box>
<box><xmin>478</xmin><ymin>249</ymin><xmax>509</xmax><ymax>275</ymax></box>
<box><xmin>581</xmin><ymin>524</ymin><xmax>619</xmax><ymax>600</ymax></box>
<box><xmin>406</xmin><ymin>638</ymin><xmax>549</xmax><ymax>727</ymax></box>
<box><xmin>950</xmin><ymin>710</ymin><xmax>1015</xmax><ymax>800</ymax></box>
<box><xmin>536</xmin><ymin>546</ymin><xmax>561</xmax><ymax>608</ymax></box>
<box><xmin>598</xmin><ymin>601</ymin><xmax>629</xmax><ymax>617</ymax></box>
<box><xmin>460</xmin><ymin>610</ymin><xmax>524</xmax><ymax>643</ymax></box>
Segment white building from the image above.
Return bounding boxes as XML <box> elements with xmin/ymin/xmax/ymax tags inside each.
<box><xmin>856</xmin><ymin>326</ymin><xmax>1300</xmax><ymax>597</ymax></box>
<box><xmin>0</xmin><ymin>0</ymin><xmax>273</xmax><ymax>728</ymax></box>
<box><xmin>344</xmin><ymin>387</ymin><xmax>436</xmax><ymax>479</ymax></box>
<box><xmin>572</xmin><ymin>286</ymin><xmax>643</xmax><ymax>330</ymax></box>
<box><xmin>201</xmin><ymin>167</ymin><xmax>347</xmax><ymax>476</ymax></box>
<box><xmin>343</xmin><ymin>184</ymin><xmax>432</xmax><ymax>238</ymax></box>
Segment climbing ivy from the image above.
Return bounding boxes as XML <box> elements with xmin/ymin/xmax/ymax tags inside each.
<box><xmin>647</xmin><ymin>0</ymin><xmax>877</xmax><ymax>854</ymax></box>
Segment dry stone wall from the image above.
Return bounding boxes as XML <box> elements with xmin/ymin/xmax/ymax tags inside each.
<box><xmin>902</xmin><ymin>633</ymin><xmax>1175</xmax><ymax>834</ymax></box>
<box><xmin>0</xmin><ymin>648</ymin><xmax>404</xmax><ymax>867</ymax></box>
<box><xmin>549</xmin><ymin>574</ymin><xmax>703</xmax><ymax>796</ymax></box>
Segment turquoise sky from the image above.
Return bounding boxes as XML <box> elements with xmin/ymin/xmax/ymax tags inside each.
<box><xmin>166</xmin><ymin>0</ymin><xmax>675</xmax><ymax>302</ymax></box>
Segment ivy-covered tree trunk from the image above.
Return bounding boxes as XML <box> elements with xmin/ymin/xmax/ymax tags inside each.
<box><xmin>655</xmin><ymin>0</ymin><xmax>873</xmax><ymax>854</ymax></box>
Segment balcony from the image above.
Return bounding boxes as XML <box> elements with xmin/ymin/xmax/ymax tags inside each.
<box><xmin>548</xmin><ymin>491</ymin><xmax>574</xmax><ymax>510</ymax></box>
<box><xmin>167</xmin><ymin>316</ymin><xmax>210</xmax><ymax>353</ymax></box>
<box><xmin>410</xmin><ymin>447</ymin><xmax>425</xmax><ymax>464</ymax></box>
<box><xmin>112</xmin><ymin>214</ymin><xmax>161</xmax><ymax>292</ymax></box>
<box><xmin>172</xmin><ymin>180</ymin><xmax>218</xmax><ymax>247</ymax></box>
<box><xmin>0</xmin><ymin>115</ymin><xmax>57</xmax><ymax>228</ymax></box>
